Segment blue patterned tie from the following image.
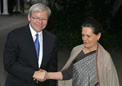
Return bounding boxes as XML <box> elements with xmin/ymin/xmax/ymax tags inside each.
<box><xmin>34</xmin><ymin>34</ymin><xmax>40</xmax><ymax>60</ymax></box>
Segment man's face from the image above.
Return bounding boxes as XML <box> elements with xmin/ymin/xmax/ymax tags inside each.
<box><xmin>28</xmin><ymin>11</ymin><xmax>48</xmax><ymax>32</ymax></box>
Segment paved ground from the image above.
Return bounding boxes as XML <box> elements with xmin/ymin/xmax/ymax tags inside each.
<box><xmin>0</xmin><ymin>15</ymin><xmax>122</xmax><ymax>86</ymax></box>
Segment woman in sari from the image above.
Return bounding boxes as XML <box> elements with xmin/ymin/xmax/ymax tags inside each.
<box><xmin>38</xmin><ymin>18</ymin><xmax>119</xmax><ymax>86</ymax></box>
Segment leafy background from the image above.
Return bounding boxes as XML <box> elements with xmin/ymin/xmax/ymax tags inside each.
<box><xmin>45</xmin><ymin>0</ymin><xmax>122</xmax><ymax>49</ymax></box>
<box><xmin>6</xmin><ymin>0</ymin><xmax>122</xmax><ymax>49</ymax></box>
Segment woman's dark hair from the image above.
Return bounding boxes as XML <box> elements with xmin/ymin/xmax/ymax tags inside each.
<box><xmin>81</xmin><ymin>18</ymin><xmax>103</xmax><ymax>35</ymax></box>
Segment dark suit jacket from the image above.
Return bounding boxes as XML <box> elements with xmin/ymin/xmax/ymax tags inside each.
<box><xmin>3</xmin><ymin>25</ymin><xmax>57</xmax><ymax>86</ymax></box>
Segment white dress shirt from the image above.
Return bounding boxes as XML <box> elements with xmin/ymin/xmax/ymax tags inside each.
<box><xmin>29</xmin><ymin>24</ymin><xmax>43</xmax><ymax>68</ymax></box>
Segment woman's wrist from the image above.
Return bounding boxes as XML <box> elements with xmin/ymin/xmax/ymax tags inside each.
<box><xmin>47</xmin><ymin>72</ymin><xmax>63</xmax><ymax>80</ymax></box>
<box><xmin>47</xmin><ymin>72</ymin><xmax>53</xmax><ymax>79</ymax></box>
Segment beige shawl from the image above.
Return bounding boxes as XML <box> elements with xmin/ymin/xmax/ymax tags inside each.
<box><xmin>58</xmin><ymin>43</ymin><xmax>119</xmax><ymax>86</ymax></box>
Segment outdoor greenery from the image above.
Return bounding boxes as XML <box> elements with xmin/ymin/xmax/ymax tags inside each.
<box><xmin>46</xmin><ymin>0</ymin><xmax>122</xmax><ymax>49</ymax></box>
<box><xmin>6</xmin><ymin>0</ymin><xmax>122</xmax><ymax>49</ymax></box>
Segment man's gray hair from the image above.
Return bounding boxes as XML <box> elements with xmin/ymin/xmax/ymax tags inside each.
<box><xmin>28</xmin><ymin>3</ymin><xmax>51</xmax><ymax>17</ymax></box>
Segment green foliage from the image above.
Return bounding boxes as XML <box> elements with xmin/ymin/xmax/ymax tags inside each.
<box><xmin>46</xmin><ymin>10</ymin><xmax>83</xmax><ymax>49</ymax></box>
<box><xmin>46</xmin><ymin>0</ymin><xmax>122</xmax><ymax>49</ymax></box>
<box><xmin>100</xmin><ymin>30</ymin><xmax>122</xmax><ymax>48</ymax></box>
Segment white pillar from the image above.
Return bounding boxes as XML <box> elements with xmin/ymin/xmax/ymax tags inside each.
<box><xmin>0</xmin><ymin>0</ymin><xmax>1</xmax><ymax>14</ymax></box>
<box><xmin>2</xmin><ymin>0</ymin><xmax>9</xmax><ymax>15</ymax></box>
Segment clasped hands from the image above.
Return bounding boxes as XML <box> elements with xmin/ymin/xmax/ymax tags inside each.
<box><xmin>33</xmin><ymin>69</ymin><xmax>48</xmax><ymax>82</ymax></box>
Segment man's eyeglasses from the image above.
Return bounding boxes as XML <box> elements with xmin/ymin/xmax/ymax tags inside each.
<box><xmin>31</xmin><ymin>16</ymin><xmax>48</xmax><ymax>21</ymax></box>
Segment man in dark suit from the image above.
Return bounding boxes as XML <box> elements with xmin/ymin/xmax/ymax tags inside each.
<box><xmin>3</xmin><ymin>3</ymin><xmax>57</xmax><ymax>86</ymax></box>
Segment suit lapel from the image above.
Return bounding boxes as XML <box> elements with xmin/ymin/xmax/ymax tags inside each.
<box><xmin>40</xmin><ymin>30</ymin><xmax>48</xmax><ymax>68</ymax></box>
<box><xmin>23</xmin><ymin>25</ymin><xmax>38</xmax><ymax>69</ymax></box>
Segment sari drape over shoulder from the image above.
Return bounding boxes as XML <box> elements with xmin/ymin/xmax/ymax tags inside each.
<box><xmin>58</xmin><ymin>43</ymin><xmax>119</xmax><ymax>86</ymax></box>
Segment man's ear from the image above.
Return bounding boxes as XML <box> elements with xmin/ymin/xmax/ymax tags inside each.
<box><xmin>28</xmin><ymin>14</ymin><xmax>31</xmax><ymax>21</ymax></box>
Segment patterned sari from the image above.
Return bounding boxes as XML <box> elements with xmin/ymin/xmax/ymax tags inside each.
<box><xmin>73</xmin><ymin>51</ymin><xmax>98</xmax><ymax>86</ymax></box>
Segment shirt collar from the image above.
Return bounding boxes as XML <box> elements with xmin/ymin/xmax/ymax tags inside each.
<box><xmin>29</xmin><ymin>24</ymin><xmax>42</xmax><ymax>37</ymax></box>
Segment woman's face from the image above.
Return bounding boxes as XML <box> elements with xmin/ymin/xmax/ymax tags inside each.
<box><xmin>82</xmin><ymin>27</ymin><xmax>101</xmax><ymax>50</ymax></box>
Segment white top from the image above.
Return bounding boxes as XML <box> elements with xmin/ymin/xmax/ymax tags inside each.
<box><xmin>29</xmin><ymin>24</ymin><xmax>43</xmax><ymax>68</ymax></box>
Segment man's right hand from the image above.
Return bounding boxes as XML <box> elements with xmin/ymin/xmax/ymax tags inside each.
<box><xmin>33</xmin><ymin>70</ymin><xmax>47</xmax><ymax>82</ymax></box>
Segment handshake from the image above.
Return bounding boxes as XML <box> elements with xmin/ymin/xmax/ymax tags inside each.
<box><xmin>33</xmin><ymin>69</ymin><xmax>62</xmax><ymax>82</ymax></box>
<box><xmin>33</xmin><ymin>69</ymin><xmax>48</xmax><ymax>82</ymax></box>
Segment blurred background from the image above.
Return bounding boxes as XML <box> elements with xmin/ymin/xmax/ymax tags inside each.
<box><xmin>0</xmin><ymin>0</ymin><xmax>122</xmax><ymax>49</ymax></box>
<box><xmin>0</xmin><ymin>0</ymin><xmax>122</xmax><ymax>86</ymax></box>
